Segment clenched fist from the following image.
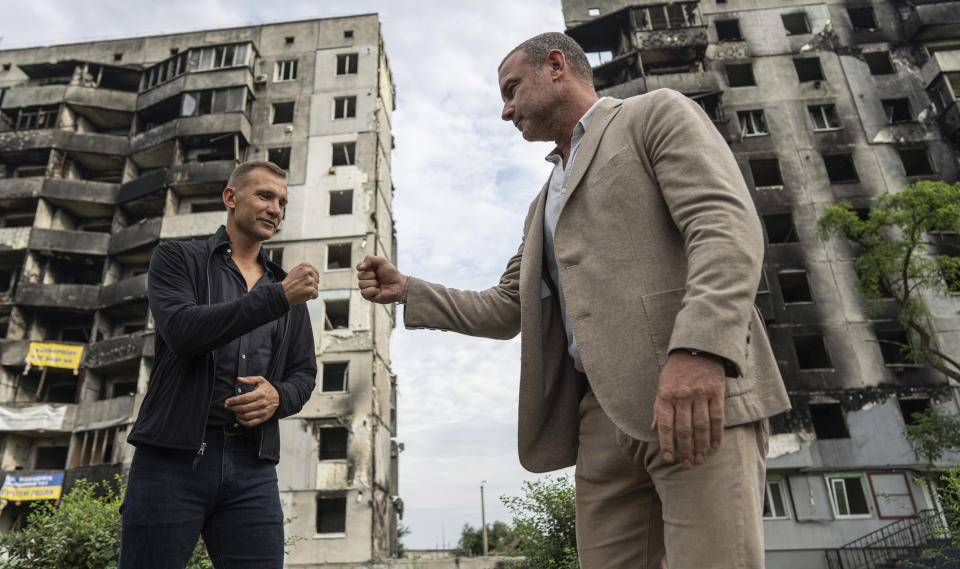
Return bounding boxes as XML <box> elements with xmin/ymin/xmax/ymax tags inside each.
<box><xmin>356</xmin><ymin>255</ymin><xmax>407</xmax><ymax>304</ymax></box>
<box><xmin>282</xmin><ymin>262</ymin><xmax>320</xmax><ymax>305</ymax></box>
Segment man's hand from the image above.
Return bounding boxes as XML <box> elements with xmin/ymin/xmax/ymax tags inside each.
<box><xmin>225</xmin><ymin>376</ymin><xmax>280</xmax><ymax>427</ymax></box>
<box><xmin>651</xmin><ymin>351</ymin><xmax>725</xmax><ymax>468</ymax></box>
<box><xmin>282</xmin><ymin>263</ymin><xmax>320</xmax><ymax>306</ymax></box>
<box><xmin>357</xmin><ymin>255</ymin><xmax>408</xmax><ymax>304</ymax></box>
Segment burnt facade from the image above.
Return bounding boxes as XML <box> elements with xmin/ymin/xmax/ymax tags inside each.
<box><xmin>560</xmin><ymin>1</ymin><xmax>960</xmax><ymax>567</ymax></box>
<box><xmin>0</xmin><ymin>15</ymin><xmax>400</xmax><ymax>567</ymax></box>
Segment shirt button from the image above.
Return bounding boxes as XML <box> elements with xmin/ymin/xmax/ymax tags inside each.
<box><xmin>227</xmin><ymin>248</ymin><xmax>232</xmax><ymax>253</ymax></box>
<box><xmin>241</xmin><ymin>354</ymin><xmax>246</xmax><ymax>359</ymax></box>
<box><xmin>236</xmin><ymin>388</ymin><xmax>243</xmax><ymax>394</ymax></box>
<box><xmin>233</xmin><ymin>422</ymin><xmax>239</xmax><ymax>427</ymax></box>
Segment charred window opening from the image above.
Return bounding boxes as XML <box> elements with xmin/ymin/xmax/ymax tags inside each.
<box><xmin>750</xmin><ymin>159</ymin><xmax>783</xmax><ymax>188</ymax></box>
<box><xmin>334</xmin><ymin>96</ymin><xmax>357</xmax><ymax>119</ymax></box>
<box><xmin>332</xmin><ymin>142</ymin><xmax>356</xmax><ymax>166</ymax></box>
<box><xmin>1</xmin><ymin>105</ymin><xmax>59</xmax><ymax>131</ymax></box>
<box><xmin>809</xmin><ymin>403</ymin><xmax>849</xmax><ymax>439</ymax></box>
<box><xmin>808</xmin><ymin>104</ymin><xmax>841</xmax><ymax>130</ymax></box>
<box><xmin>898</xmin><ymin>147</ymin><xmax>934</xmax><ymax>177</ymax></box>
<box><xmin>634</xmin><ymin>3</ymin><xmax>702</xmax><ymax>30</ymax></box>
<box><xmin>285</xmin><ymin>36</ymin><xmax>295</xmax><ymax>45</ymax></box>
<box><xmin>848</xmin><ymin>7</ymin><xmax>879</xmax><ymax>31</ymax></box>
<box><xmin>344</xmin><ymin>30</ymin><xmax>354</xmax><ymax>39</ymax></box>
<box><xmin>778</xmin><ymin>270</ymin><xmax>813</xmax><ymax>303</ymax></box>
<box><xmin>319</xmin><ymin>427</ymin><xmax>348</xmax><ymax>460</ymax></box>
<box><xmin>823</xmin><ymin>153</ymin><xmax>859</xmax><ymax>183</ymax></box>
<box><xmin>716</xmin><ymin>20</ymin><xmax>742</xmax><ymax>41</ymax></box>
<box><xmin>35</xmin><ymin>445</ymin><xmax>68</xmax><ymax>469</ymax></box>
<box><xmin>337</xmin><ymin>53</ymin><xmax>358</xmax><ymax>75</ymax></box>
<box><xmin>190</xmin><ymin>199</ymin><xmax>226</xmax><ymax>213</ymax></box>
<box><xmin>692</xmin><ymin>93</ymin><xmax>724</xmax><ymax>122</ymax></box>
<box><xmin>110</xmin><ymin>379</ymin><xmax>138</xmax><ymax>398</ymax></box>
<box><xmin>267</xmin><ymin>147</ymin><xmax>291</xmax><ymax>171</ymax></box>
<box><xmin>322</xmin><ymin>362</ymin><xmax>349</xmax><ymax>392</ymax></box>
<box><xmin>70</xmin><ymin>427</ymin><xmax>119</xmax><ymax>467</ymax></box>
<box><xmin>725</xmin><ymin>64</ymin><xmax>756</xmax><ymax>87</ymax></box>
<box><xmin>794</xmin><ymin>335</ymin><xmax>832</xmax><ymax>369</ymax></box>
<box><xmin>782</xmin><ymin>12</ymin><xmax>811</xmax><ymax>35</ymax></box>
<box><xmin>327</xmin><ymin>243</ymin><xmax>352</xmax><ymax>270</ymax></box>
<box><xmin>43</xmin><ymin>369</ymin><xmax>80</xmax><ymax>403</ymax></box>
<box><xmin>738</xmin><ymin>110</ymin><xmax>768</xmax><ymax>136</ymax></box>
<box><xmin>272</xmin><ymin>102</ymin><xmax>294</xmax><ymax>124</ymax></box>
<box><xmin>324</xmin><ymin>300</ymin><xmax>349</xmax><ymax>330</ymax></box>
<box><xmin>882</xmin><ymin>98</ymin><xmax>912</xmax><ymax>124</ymax></box>
<box><xmin>876</xmin><ymin>329</ymin><xmax>916</xmax><ymax>365</ymax></box>
<box><xmin>794</xmin><ymin>58</ymin><xmax>825</xmax><ymax>82</ymax></box>
<box><xmin>898</xmin><ymin>397</ymin><xmax>931</xmax><ymax>426</ymax></box>
<box><xmin>763</xmin><ymin>214</ymin><xmax>799</xmax><ymax>244</ymax></box>
<box><xmin>330</xmin><ymin>190</ymin><xmax>353</xmax><ymax>215</ymax></box>
<box><xmin>316</xmin><ymin>495</ymin><xmax>347</xmax><ymax>534</ymax></box>
<box><xmin>865</xmin><ymin>51</ymin><xmax>895</xmax><ymax>75</ymax></box>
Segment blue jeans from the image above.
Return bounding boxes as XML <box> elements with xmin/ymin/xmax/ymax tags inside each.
<box><xmin>118</xmin><ymin>431</ymin><xmax>283</xmax><ymax>569</ymax></box>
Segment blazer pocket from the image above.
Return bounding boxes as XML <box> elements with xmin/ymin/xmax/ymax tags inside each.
<box><xmin>638</xmin><ymin>288</ymin><xmax>684</xmax><ymax>367</ymax></box>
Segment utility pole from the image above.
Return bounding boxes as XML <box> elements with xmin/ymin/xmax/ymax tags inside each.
<box><xmin>481</xmin><ymin>480</ymin><xmax>488</xmax><ymax>556</ymax></box>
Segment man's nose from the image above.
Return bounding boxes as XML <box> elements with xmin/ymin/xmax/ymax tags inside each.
<box><xmin>501</xmin><ymin>103</ymin><xmax>513</xmax><ymax>122</ymax></box>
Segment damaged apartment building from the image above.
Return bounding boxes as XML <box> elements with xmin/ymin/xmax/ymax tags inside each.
<box><xmin>560</xmin><ymin>0</ymin><xmax>960</xmax><ymax>567</ymax></box>
<box><xmin>0</xmin><ymin>15</ymin><xmax>401</xmax><ymax>567</ymax></box>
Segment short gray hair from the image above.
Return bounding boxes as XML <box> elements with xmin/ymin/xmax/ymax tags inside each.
<box><xmin>227</xmin><ymin>160</ymin><xmax>287</xmax><ymax>191</ymax></box>
<box><xmin>500</xmin><ymin>32</ymin><xmax>594</xmax><ymax>86</ymax></box>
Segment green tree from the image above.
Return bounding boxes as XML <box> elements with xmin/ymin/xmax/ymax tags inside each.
<box><xmin>904</xmin><ymin>406</ymin><xmax>960</xmax><ymax>468</ymax></box>
<box><xmin>397</xmin><ymin>523</ymin><xmax>411</xmax><ymax>558</ymax></box>
<box><xmin>458</xmin><ymin>520</ymin><xmax>517</xmax><ymax>556</ymax></box>
<box><xmin>817</xmin><ymin>180</ymin><xmax>960</xmax><ymax>380</ymax></box>
<box><xmin>501</xmin><ymin>475</ymin><xmax>578</xmax><ymax>569</ymax></box>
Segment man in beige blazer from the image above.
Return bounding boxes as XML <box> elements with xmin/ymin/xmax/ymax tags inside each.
<box><xmin>358</xmin><ymin>32</ymin><xmax>790</xmax><ymax>569</ymax></box>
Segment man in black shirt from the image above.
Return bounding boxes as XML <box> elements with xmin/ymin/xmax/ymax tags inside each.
<box><xmin>119</xmin><ymin>161</ymin><xmax>319</xmax><ymax>569</ymax></box>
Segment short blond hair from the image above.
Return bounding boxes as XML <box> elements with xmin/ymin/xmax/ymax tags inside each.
<box><xmin>227</xmin><ymin>160</ymin><xmax>287</xmax><ymax>191</ymax></box>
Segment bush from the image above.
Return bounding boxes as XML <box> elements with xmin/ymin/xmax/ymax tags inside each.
<box><xmin>501</xmin><ymin>475</ymin><xmax>578</xmax><ymax>569</ymax></box>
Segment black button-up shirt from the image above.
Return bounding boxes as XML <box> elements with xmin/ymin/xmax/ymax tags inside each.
<box><xmin>208</xmin><ymin>245</ymin><xmax>281</xmax><ymax>427</ymax></box>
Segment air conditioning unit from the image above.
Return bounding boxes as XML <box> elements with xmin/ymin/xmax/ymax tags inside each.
<box><xmin>254</xmin><ymin>74</ymin><xmax>268</xmax><ymax>84</ymax></box>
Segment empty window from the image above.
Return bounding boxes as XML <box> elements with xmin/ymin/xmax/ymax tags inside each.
<box><xmin>693</xmin><ymin>93</ymin><xmax>724</xmax><ymax>121</ymax></box>
<box><xmin>330</xmin><ymin>190</ymin><xmax>353</xmax><ymax>215</ymax></box>
<box><xmin>344</xmin><ymin>30</ymin><xmax>354</xmax><ymax>39</ymax></box>
<box><xmin>69</xmin><ymin>427</ymin><xmax>120</xmax><ymax>467</ymax></box>
<box><xmin>725</xmin><ymin>63</ymin><xmax>756</xmax><ymax>87</ymax></box>
<box><xmin>763</xmin><ymin>479</ymin><xmax>790</xmax><ymax>519</ymax></box>
<box><xmin>794</xmin><ymin>58</ymin><xmax>825</xmax><ymax>82</ymax></box>
<box><xmin>1</xmin><ymin>63</ymin><xmax>11</xmax><ymax>71</ymax></box>
<box><xmin>899</xmin><ymin>147</ymin><xmax>934</xmax><ymax>177</ymax></box>
<box><xmin>898</xmin><ymin>397</ymin><xmax>931</xmax><ymax>426</ymax></box>
<box><xmin>337</xmin><ymin>53</ymin><xmax>359</xmax><ymax>75</ymax></box>
<box><xmin>823</xmin><ymin>154</ymin><xmax>859</xmax><ymax>183</ymax></box>
<box><xmin>264</xmin><ymin>247</ymin><xmax>283</xmax><ymax>267</ymax></box>
<box><xmin>285</xmin><ymin>36</ymin><xmax>295</xmax><ymax>45</ymax></box>
<box><xmin>327</xmin><ymin>243</ymin><xmax>352</xmax><ymax>269</ymax></box>
<box><xmin>319</xmin><ymin>427</ymin><xmax>348</xmax><ymax>460</ymax></box>
<box><xmin>882</xmin><ymin>98</ymin><xmax>912</xmax><ymax>123</ymax></box>
<box><xmin>738</xmin><ymin>110</ymin><xmax>768</xmax><ymax>136</ymax></box>
<box><xmin>635</xmin><ymin>3</ymin><xmax>702</xmax><ymax>30</ymax></box>
<box><xmin>750</xmin><ymin>159</ymin><xmax>783</xmax><ymax>188</ymax></box>
<box><xmin>272</xmin><ymin>102</ymin><xmax>295</xmax><ymax>124</ymax></box>
<box><xmin>325</xmin><ymin>300</ymin><xmax>350</xmax><ymax>330</ymax></box>
<box><xmin>274</xmin><ymin>59</ymin><xmax>298</xmax><ymax>82</ymax></box>
<box><xmin>763</xmin><ymin>213</ymin><xmax>799</xmax><ymax>243</ymax></box>
<box><xmin>794</xmin><ymin>334</ymin><xmax>832</xmax><ymax>369</ymax></box>
<box><xmin>808</xmin><ymin>104</ymin><xmax>841</xmax><ymax>130</ymax></box>
<box><xmin>332</xmin><ymin>142</ymin><xmax>356</xmax><ymax>166</ymax></box>
<box><xmin>35</xmin><ymin>446</ymin><xmax>69</xmax><ymax>469</ymax></box>
<box><xmin>716</xmin><ymin>19</ymin><xmax>742</xmax><ymax>41</ymax></box>
<box><xmin>877</xmin><ymin>329</ymin><xmax>915</xmax><ymax>365</ymax></box>
<box><xmin>847</xmin><ymin>7</ymin><xmax>878</xmax><ymax>31</ymax></box>
<box><xmin>334</xmin><ymin>96</ymin><xmax>357</xmax><ymax>119</ymax></box>
<box><xmin>322</xmin><ymin>362</ymin><xmax>349</xmax><ymax>392</ymax></box>
<box><xmin>782</xmin><ymin>13</ymin><xmax>811</xmax><ymax>35</ymax></box>
<box><xmin>316</xmin><ymin>495</ymin><xmax>347</xmax><ymax>534</ymax></box>
<box><xmin>190</xmin><ymin>200</ymin><xmax>225</xmax><ymax>213</ymax></box>
<box><xmin>268</xmin><ymin>147</ymin><xmax>291</xmax><ymax>170</ymax></box>
<box><xmin>113</xmin><ymin>53</ymin><xmax>123</xmax><ymax>62</ymax></box>
<box><xmin>865</xmin><ymin>51</ymin><xmax>894</xmax><ymax>75</ymax></box>
<box><xmin>810</xmin><ymin>403</ymin><xmax>849</xmax><ymax>438</ymax></box>
<box><xmin>778</xmin><ymin>271</ymin><xmax>813</xmax><ymax>303</ymax></box>
<box><xmin>828</xmin><ymin>475</ymin><xmax>871</xmax><ymax>517</ymax></box>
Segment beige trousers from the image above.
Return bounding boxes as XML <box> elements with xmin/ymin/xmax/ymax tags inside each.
<box><xmin>575</xmin><ymin>390</ymin><xmax>768</xmax><ymax>569</ymax></box>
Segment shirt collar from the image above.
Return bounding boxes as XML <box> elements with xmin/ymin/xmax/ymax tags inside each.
<box><xmin>546</xmin><ymin>97</ymin><xmax>606</xmax><ymax>164</ymax></box>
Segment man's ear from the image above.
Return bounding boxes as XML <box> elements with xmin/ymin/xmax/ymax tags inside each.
<box><xmin>222</xmin><ymin>186</ymin><xmax>238</xmax><ymax>210</ymax></box>
<box><xmin>546</xmin><ymin>49</ymin><xmax>566</xmax><ymax>78</ymax></box>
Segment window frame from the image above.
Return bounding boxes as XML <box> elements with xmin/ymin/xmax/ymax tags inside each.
<box><xmin>333</xmin><ymin>96</ymin><xmax>357</xmax><ymax>120</ymax></box>
<box><xmin>763</xmin><ymin>476</ymin><xmax>792</xmax><ymax>520</ymax></box>
<box><xmin>737</xmin><ymin>109</ymin><xmax>768</xmax><ymax>137</ymax></box>
<box><xmin>336</xmin><ymin>53</ymin><xmax>359</xmax><ymax>75</ymax></box>
<box><xmin>826</xmin><ymin>473</ymin><xmax>874</xmax><ymax>519</ymax></box>
<box><xmin>274</xmin><ymin>58</ymin><xmax>299</xmax><ymax>82</ymax></box>
<box><xmin>808</xmin><ymin>104</ymin><xmax>842</xmax><ymax>131</ymax></box>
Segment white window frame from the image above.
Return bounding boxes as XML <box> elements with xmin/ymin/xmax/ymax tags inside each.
<box><xmin>808</xmin><ymin>104</ymin><xmax>842</xmax><ymax>131</ymax></box>
<box><xmin>738</xmin><ymin>110</ymin><xmax>768</xmax><ymax>137</ymax></box>
<box><xmin>763</xmin><ymin>478</ymin><xmax>791</xmax><ymax>520</ymax></box>
<box><xmin>274</xmin><ymin>59</ymin><xmax>299</xmax><ymax>82</ymax></box>
<box><xmin>827</xmin><ymin>474</ymin><xmax>873</xmax><ymax>519</ymax></box>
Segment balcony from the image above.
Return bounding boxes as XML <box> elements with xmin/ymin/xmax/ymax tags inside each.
<box><xmin>28</xmin><ymin>228</ymin><xmax>109</xmax><ymax>256</ymax></box>
<box><xmin>0</xmin><ymin>227</ymin><xmax>31</xmax><ymax>252</ymax></box>
<box><xmin>0</xmin><ymin>85</ymin><xmax>136</xmax><ymax>113</ymax></box>
<box><xmin>99</xmin><ymin>274</ymin><xmax>148</xmax><ymax>307</ymax></box>
<box><xmin>108</xmin><ymin>218</ymin><xmax>162</xmax><ymax>255</ymax></box>
<box><xmin>904</xmin><ymin>2</ymin><xmax>960</xmax><ymax>41</ymax></box>
<box><xmin>0</xmin><ymin>402</ymin><xmax>77</xmax><ymax>433</ymax></box>
<box><xmin>159</xmin><ymin>210</ymin><xmax>225</xmax><ymax>240</ymax></box>
<box><xmin>168</xmin><ymin>160</ymin><xmax>234</xmax><ymax>194</ymax></box>
<box><xmin>632</xmin><ymin>26</ymin><xmax>708</xmax><ymax>51</ymax></box>
<box><xmin>41</xmin><ymin>178</ymin><xmax>119</xmax><ymax>209</ymax></box>
<box><xmin>14</xmin><ymin>282</ymin><xmax>100</xmax><ymax>310</ymax></box>
<box><xmin>0</xmin><ymin>177</ymin><xmax>43</xmax><ymax>200</ymax></box>
<box><xmin>0</xmin><ymin>339</ymin><xmax>30</xmax><ymax>366</ymax></box>
<box><xmin>601</xmin><ymin>69</ymin><xmax>719</xmax><ymax>99</ymax></box>
<box><xmin>0</xmin><ymin>129</ymin><xmax>127</xmax><ymax>156</ymax></box>
<box><xmin>74</xmin><ymin>395</ymin><xmax>137</xmax><ymax>431</ymax></box>
<box><xmin>117</xmin><ymin>169</ymin><xmax>167</xmax><ymax>204</ymax></box>
<box><xmin>84</xmin><ymin>333</ymin><xmax>149</xmax><ymax>369</ymax></box>
<box><xmin>128</xmin><ymin>113</ymin><xmax>251</xmax><ymax>155</ymax></box>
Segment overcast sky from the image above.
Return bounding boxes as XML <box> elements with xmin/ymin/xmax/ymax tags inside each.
<box><xmin>2</xmin><ymin>0</ymin><xmax>570</xmax><ymax>550</ymax></box>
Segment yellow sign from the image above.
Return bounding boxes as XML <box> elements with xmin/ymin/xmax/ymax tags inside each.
<box><xmin>0</xmin><ymin>473</ymin><xmax>64</xmax><ymax>501</ymax></box>
<box><xmin>26</xmin><ymin>342</ymin><xmax>84</xmax><ymax>370</ymax></box>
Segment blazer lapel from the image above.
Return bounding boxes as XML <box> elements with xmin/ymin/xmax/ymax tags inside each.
<box><xmin>560</xmin><ymin>98</ymin><xmax>623</xmax><ymax>211</ymax></box>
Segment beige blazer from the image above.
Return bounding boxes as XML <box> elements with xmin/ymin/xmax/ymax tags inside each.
<box><xmin>404</xmin><ymin>90</ymin><xmax>791</xmax><ymax>473</ymax></box>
